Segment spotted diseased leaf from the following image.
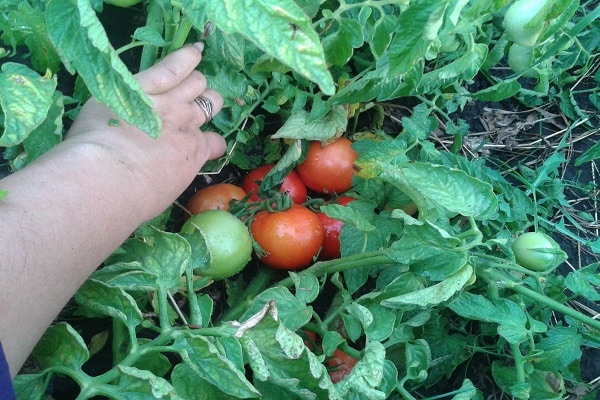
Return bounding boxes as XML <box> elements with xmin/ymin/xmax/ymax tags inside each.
<box><xmin>45</xmin><ymin>0</ymin><xmax>160</xmax><ymax>137</ymax></box>
<box><xmin>182</xmin><ymin>0</ymin><xmax>334</xmax><ymax>95</ymax></box>
<box><xmin>0</xmin><ymin>63</ymin><xmax>57</xmax><ymax>146</ymax></box>
<box><xmin>32</xmin><ymin>322</ymin><xmax>89</xmax><ymax>370</ymax></box>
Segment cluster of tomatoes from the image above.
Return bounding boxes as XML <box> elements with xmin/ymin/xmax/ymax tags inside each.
<box><xmin>181</xmin><ymin>137</ymin><xmax>358</xmax><ymax>280</ymax></box>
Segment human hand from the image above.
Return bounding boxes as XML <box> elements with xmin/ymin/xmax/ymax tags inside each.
<box><xmin>66</xmin><ymin>43</ymin><xmax>227</xmax><ymax>219</ymax></box>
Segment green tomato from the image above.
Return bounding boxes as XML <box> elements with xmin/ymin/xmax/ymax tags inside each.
<box><xmin>502</xmin><ymin>0</ymin><xmax>547</xmax><ymax>47</ymax></box>
<box><xmin>181</xmin><ymin>210</ymin><xmax>252</xmax><ymax>280</ymax></box>
<box><xmin>507</xmin><ymin>43</ymin><xmax>538</xmax><ymax>78</ymax></box>
<box><xmin>511</xmin><ymin>232</ymin><xmax>566</xmax><ymax>272</ymax></box>
<box><xmin>104</xmin><ymin>0</ymin><xmax>143</xmax><ymax>7</ymax></box>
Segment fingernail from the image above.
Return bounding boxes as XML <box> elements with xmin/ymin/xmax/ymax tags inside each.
<box><xmin>192</xmin><ymin>42</ymin><xmax>205</xmax><ymax>53</ymax></box>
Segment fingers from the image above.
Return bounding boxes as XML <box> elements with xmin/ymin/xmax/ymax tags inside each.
<box><xmin>135</xmin><ymin>43</ymin><xmax>204</xmax><ymax>95</ymax></box>
<box><xmin>200</xmin><ymin>131</ymin><xmax>227</xmax><ymax>161</ymax></box>
<box><xmin>191</xmin><ymin>89</ymin><xmax>223</xmax><ymax>126</ymax></box>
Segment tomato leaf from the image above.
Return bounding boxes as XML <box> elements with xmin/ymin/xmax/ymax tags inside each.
<box><xmin>335</xmin><ymin>341</ymin><xmax>387</xmax><ymax>399</ymax></box>
<box><xmin>238</xmin><ymin>307</ymin><xmax>337</xmax><ymax>398</ymax></box>
<box><xmin>45</xmin><ymin>0</ymin><xmax>161</xmax><ymax>137</ymax></box>
<box><xmin>22</xmin><ymin>91</ymin><xmax>63</xmax><ymax>164</ymax></box>
<box><xmin>0</xmin><ymin>2</ymin><xmax>61</xmax><ymax>73</ymax></box>
<box><xmin>534</xmin><ymin>326</ymin><xmax>582</xmax><ymax>372</ymax></box>
<box><xmin>449</xmin><ymin>292</ymin><xmax>528</xmax><ymax>344</ymax></box>
<box><xmin>171</xmin><ymin>332</ymin><xmax>260</xmax><ymax>398</ymax></box>
<box><xmin>375</xmin><ymin>162</ymin><xmax>498</xmax><ymax>221</ymax></box>
<box><xmin>381</xmin><ymin>264</ymin><xmax>474</xmax><ymax>308</ymax></box>
<box><xmin>32</xmin><ymin>322</ymin><xmax>89</xmax><ymax>370</ymax></box>
<box><xmin>0</xmin><ymin>63</ymin><xmax>57</xmax><ymax>146</ymax></box>
<box><xmin>183</xmin><ymin>0</ymin><xmax>334</xmax><ymax>95</ymax></box>
<box><xmin>115</xmin><ymin>366</ymin><xmax>178</xmax><ymax>399</ymax></box>
<box><xmin>239</xmin><ymin>287</ymin><xmax>312</xmax><ymax>332</ymax></box>
<box><xmin>75</xmin><ymin>279</ymin><xmax>144</xmax><ymax>330</ymax></box>
<box><xmin>12</xmin><ymin>373</ymin><xmax>48</xmax><ymax>400</ymax></box>
<box><xmin>271</xmin><ymin>106</ymin><xmax>348</xmax><ymax>140</ymax></box>
<box><xmin>387</xmin><ymin>0</ymin><xmax>448</xmax><ymax>76</ymax></box>
<box><xmin>322</xmin><ymin>17</ymin><xmax>364</xmax><ymax>66</ymax></box>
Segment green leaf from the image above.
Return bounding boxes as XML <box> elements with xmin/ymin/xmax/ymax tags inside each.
<box><xmin>415</xmin><ymin>43</ymin><xmax>488</xmax><ymax>95</ymax></box>
<box><xmin>45</xmin><ymin>0</ymin><xmax>161</xmax><ymax>137</ymax></box>
<box><xmin>0</xmin><ymin>63</ymin><xmax>57</xmax><ymax>146</ymax></box>
<box><xmin>32</xmin><ymin>322</ymin><xmax>89</xmax><ymax>370</ymax></box>
<box><xmin>381</xmin><ymin>264</ymin><xmax>474</xmax><ymax>308</ymax></box>
<box><xmin>335</xmin><ymin>341</ymin><xmax>387</xmax><ymax>399</ymax></box>
<box><xmin>75</xmin><ymin>279</ymin><xmax>144</xmax><ymax>329</ymax></box>
<box><xmin>22</xmin><ymin>91</ymin><xmax>63</xmax><ymax>163</ymax></box>
<box><xmin>322</xmin><ymin>18</ymin><xmax>364</xmax><ymax>66</ymax></box>
<box><xmin>471</xmin><ymin>78</ymin><xmax>521</xmax><ymax>102</ymax></box>
<box><xmin>116</xmin><ymin>366</ymin><xmax>179</xmax><ymax>399</ymax></box>
<box><xmin>132</xmin><ymin>26</ymin><xmax>166</xmax><ymax>47</ymax></box>
<box><xmin>238</xmin><ymin>306</ymin><xmax>338</xmax><ymax>398</ymax></box>
<box><xmin>449</xmin><ymin>292</ymin><xmax>528</xmax><ymax>344</ymax></box>
<box><xmin>534</xmin><ymin>326</ymin><xmax>582</xmax><ymax>372</ymax></box>
<box><xmin>172</xmin><ymin>332</ymin><xmax>260</xmax><ymax>399</ymax></box>
<box><xmin>271</xmin><ymin>106</ymin><xmax>348</xmax><ymax>140</ymax></box>
<box><xmin>370</xmin><ymin>14</ymin><xmax>397</xmax><ymax>59</ymax></box>
<box><xmin>171</xmin><ymin>363</ymin><xmax>241</xmax><ymax>399</ymax></box>
<box><xmin>289</xmin><ymin>271</ymin><xmax>320</xmax><ymax>303</ymax></box>
<box><xmin>184</xmin><ymin>0</ymin><xmax>334</xmax><ymax>95</ymax></box>
<box><xmin>240</xmin><ymin>287</ymin><xmax>312</xmax><ymax>332</ymax></box>
<box><xmin>564</xmin><ymin>264</ymin><xmax>600</xmax><ymax>301</ymax></box>
<box><xmin>388</xmin><ymin>0</ymin><xmax>449</xmax><ymax>76</ymax></box>
<box><xmin>13</xmin><ymin>373</ymin><xmax>49</xmax><ymax>400</ymax></box>
<box><xmin>575</xmin><ymin>138</ymin><xmax>600</xmax><ymax>166</ymax></box>
<box><xmin>360</xmin><ymin>158</ymin><xmax>498</xmax><ymax>221</ymax></box>
<box><xmin>0</xmin><ymin>190</ymin><xmax>8</xmax><ymax>200</ymax></box>
<box><xmin>1</xmin><ymin>2</ymin><xmax>61</xmax><ymax>73</ymax></box>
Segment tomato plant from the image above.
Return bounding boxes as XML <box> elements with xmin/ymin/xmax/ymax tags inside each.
<box><xmin>327</xmin><ymin>349</ymin><xmax>358</xmax><ymax>384</ymax></box>
<box><xmin>181</xmin><ymin>210</ymin><xmax>252</xmax><ymax>280</ymax></box>
<box><xmin>511</xmin><ymin>232</ymin><xmax>567</xmax><ymax>272</ymax></box>
<box><xmin>185</xmin><ymin>183</ymin><xmax>246</xmax><ymax>215</ymax></box>
<box><xmin>250</xmin><ymin>205</ymin><xmax>324</xmax><ymax>270</ymax></box>
<box><xmin>296</xmin><ymin>138</ymin><xmax>357</xmax><ymax>195</ymax></box>
<box><xmin>241</xmin><ymin>164</ymin><xmax>307</xmax><ymax>204</ymax></box>
<box><xmin>318</xmin><ymin>196</ymin><xmax>355</xmax><ymax>260</ymax></box>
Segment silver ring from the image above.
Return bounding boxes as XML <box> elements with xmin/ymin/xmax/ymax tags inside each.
<box><xmin>194</xmin><ymin>95</ymin><xmax>213</xmax><ymax>122</ymax></box>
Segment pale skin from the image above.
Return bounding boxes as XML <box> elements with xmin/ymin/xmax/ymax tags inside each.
<box><xmin>0</xmin><ymin>43</ymin><xmax>227</xmax><ymax>377</ymax></box>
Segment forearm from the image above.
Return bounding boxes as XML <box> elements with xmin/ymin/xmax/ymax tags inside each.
<box><xmin>0</xmin><ymin>139</ymin><xmax>157</xmax><ymax>376</ymax></box>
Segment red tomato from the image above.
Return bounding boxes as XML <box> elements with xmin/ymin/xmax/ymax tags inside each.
<box><xmin>296</xmin><ymin>138</ymin><xmax>357</xmax><ymax>194</ymax></box>
<box><xmin>250</xmin><ymin>205</ymin><xmax>324</xmax><ymax>270</ymax></box>
<box><xmin>186</xmin><ymin>183</ymin><xmax>246</xmax><ymax>215</ymax></box>
<box><xmin>241</xmin><ymin>164</ymin><xmax>307</xmax><ymax>204</ymax></box>
<box><xmin>317</xmin><ymin>196</ymin><xmax>355</xmax><ymax>260</ymax></box>
<box><xmin>327</xmin><ymin>349</ymin><xmax>358</xmax><ymax>383</ymax></box>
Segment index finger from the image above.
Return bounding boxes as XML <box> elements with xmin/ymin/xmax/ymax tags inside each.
<box><xmin>135</xmin><ymin>43</ymin><xmax>204</xmax><ymax>95</ymax></box>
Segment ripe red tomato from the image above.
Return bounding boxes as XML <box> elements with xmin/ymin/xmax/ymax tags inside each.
<box><xmin>327</xmin><ymin>349</ymin><xmax>358</xmax><ymax>383</ymax></box>
<box><xmin>317</xmin><ymin>196</ymin><xmax>355</xmax><ymax>260</ymax></box>
<box><xmin>250</xmin><ymin>205</ymin><xmax>324</xmax><ymax>270</ymax></box>
<box><xmin>241</xmin><ymin>164</ymin><xmax>307</xmax><ymax>204</ymax></box>
<box><xmin>296</xmin><ymin>138</ymin><xmax>357</xmax><ymax>194</ymax></box>
<box><xmin>186</xmin><ymin>183</ymin><xmax>247</xmax><ymax>216</ymax></box>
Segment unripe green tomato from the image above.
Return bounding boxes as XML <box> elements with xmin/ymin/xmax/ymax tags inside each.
<box><xmin>511</xmin><ymin>232</ymin><xmax>566</xmax><ymax>272</ymax></box>
<box><xmin>181</xmin><ymin>210</ymin><xmax>252</xmax><ymax>280</ymax></box>
<box><xmin>104</xmin><ymin>0</ymin><xmax>143</xmax><ymax>7</ymax></box>
<box><xmin>502</xmin><ymin>0</ymin><xmax>547</xmax><ymax>47</ymax></box>
<box><xmin>507</xmin><ymin>43</ymin><xmax>538</xmax><ymax>78</ymax></box>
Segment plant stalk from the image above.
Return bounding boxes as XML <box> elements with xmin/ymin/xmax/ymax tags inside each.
<box><xmin>478</xmin><ymin>267</ymin><xmax>600</xmax><ymax>331</ymax></box>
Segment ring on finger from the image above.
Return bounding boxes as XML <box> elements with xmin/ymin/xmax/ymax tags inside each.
<box><xmin>194</xmin><ymin>95</ymin><xmax>214</xmax><ymax>122</ymax></box>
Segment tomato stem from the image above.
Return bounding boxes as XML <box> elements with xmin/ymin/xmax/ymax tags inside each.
<box><xmin>217</xmin><ymin>267</ymin><xmax>278</xmax><ymax>322</ymax></box>
<box><xmin>477</xmin><ymin>267</ymin><xmax>600</xmax><ymax>331</ymax></box>
<box><xmin>280</xmin><ymin>250</ymin><xmax>394</xmax><ymax>287</ymax></box>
